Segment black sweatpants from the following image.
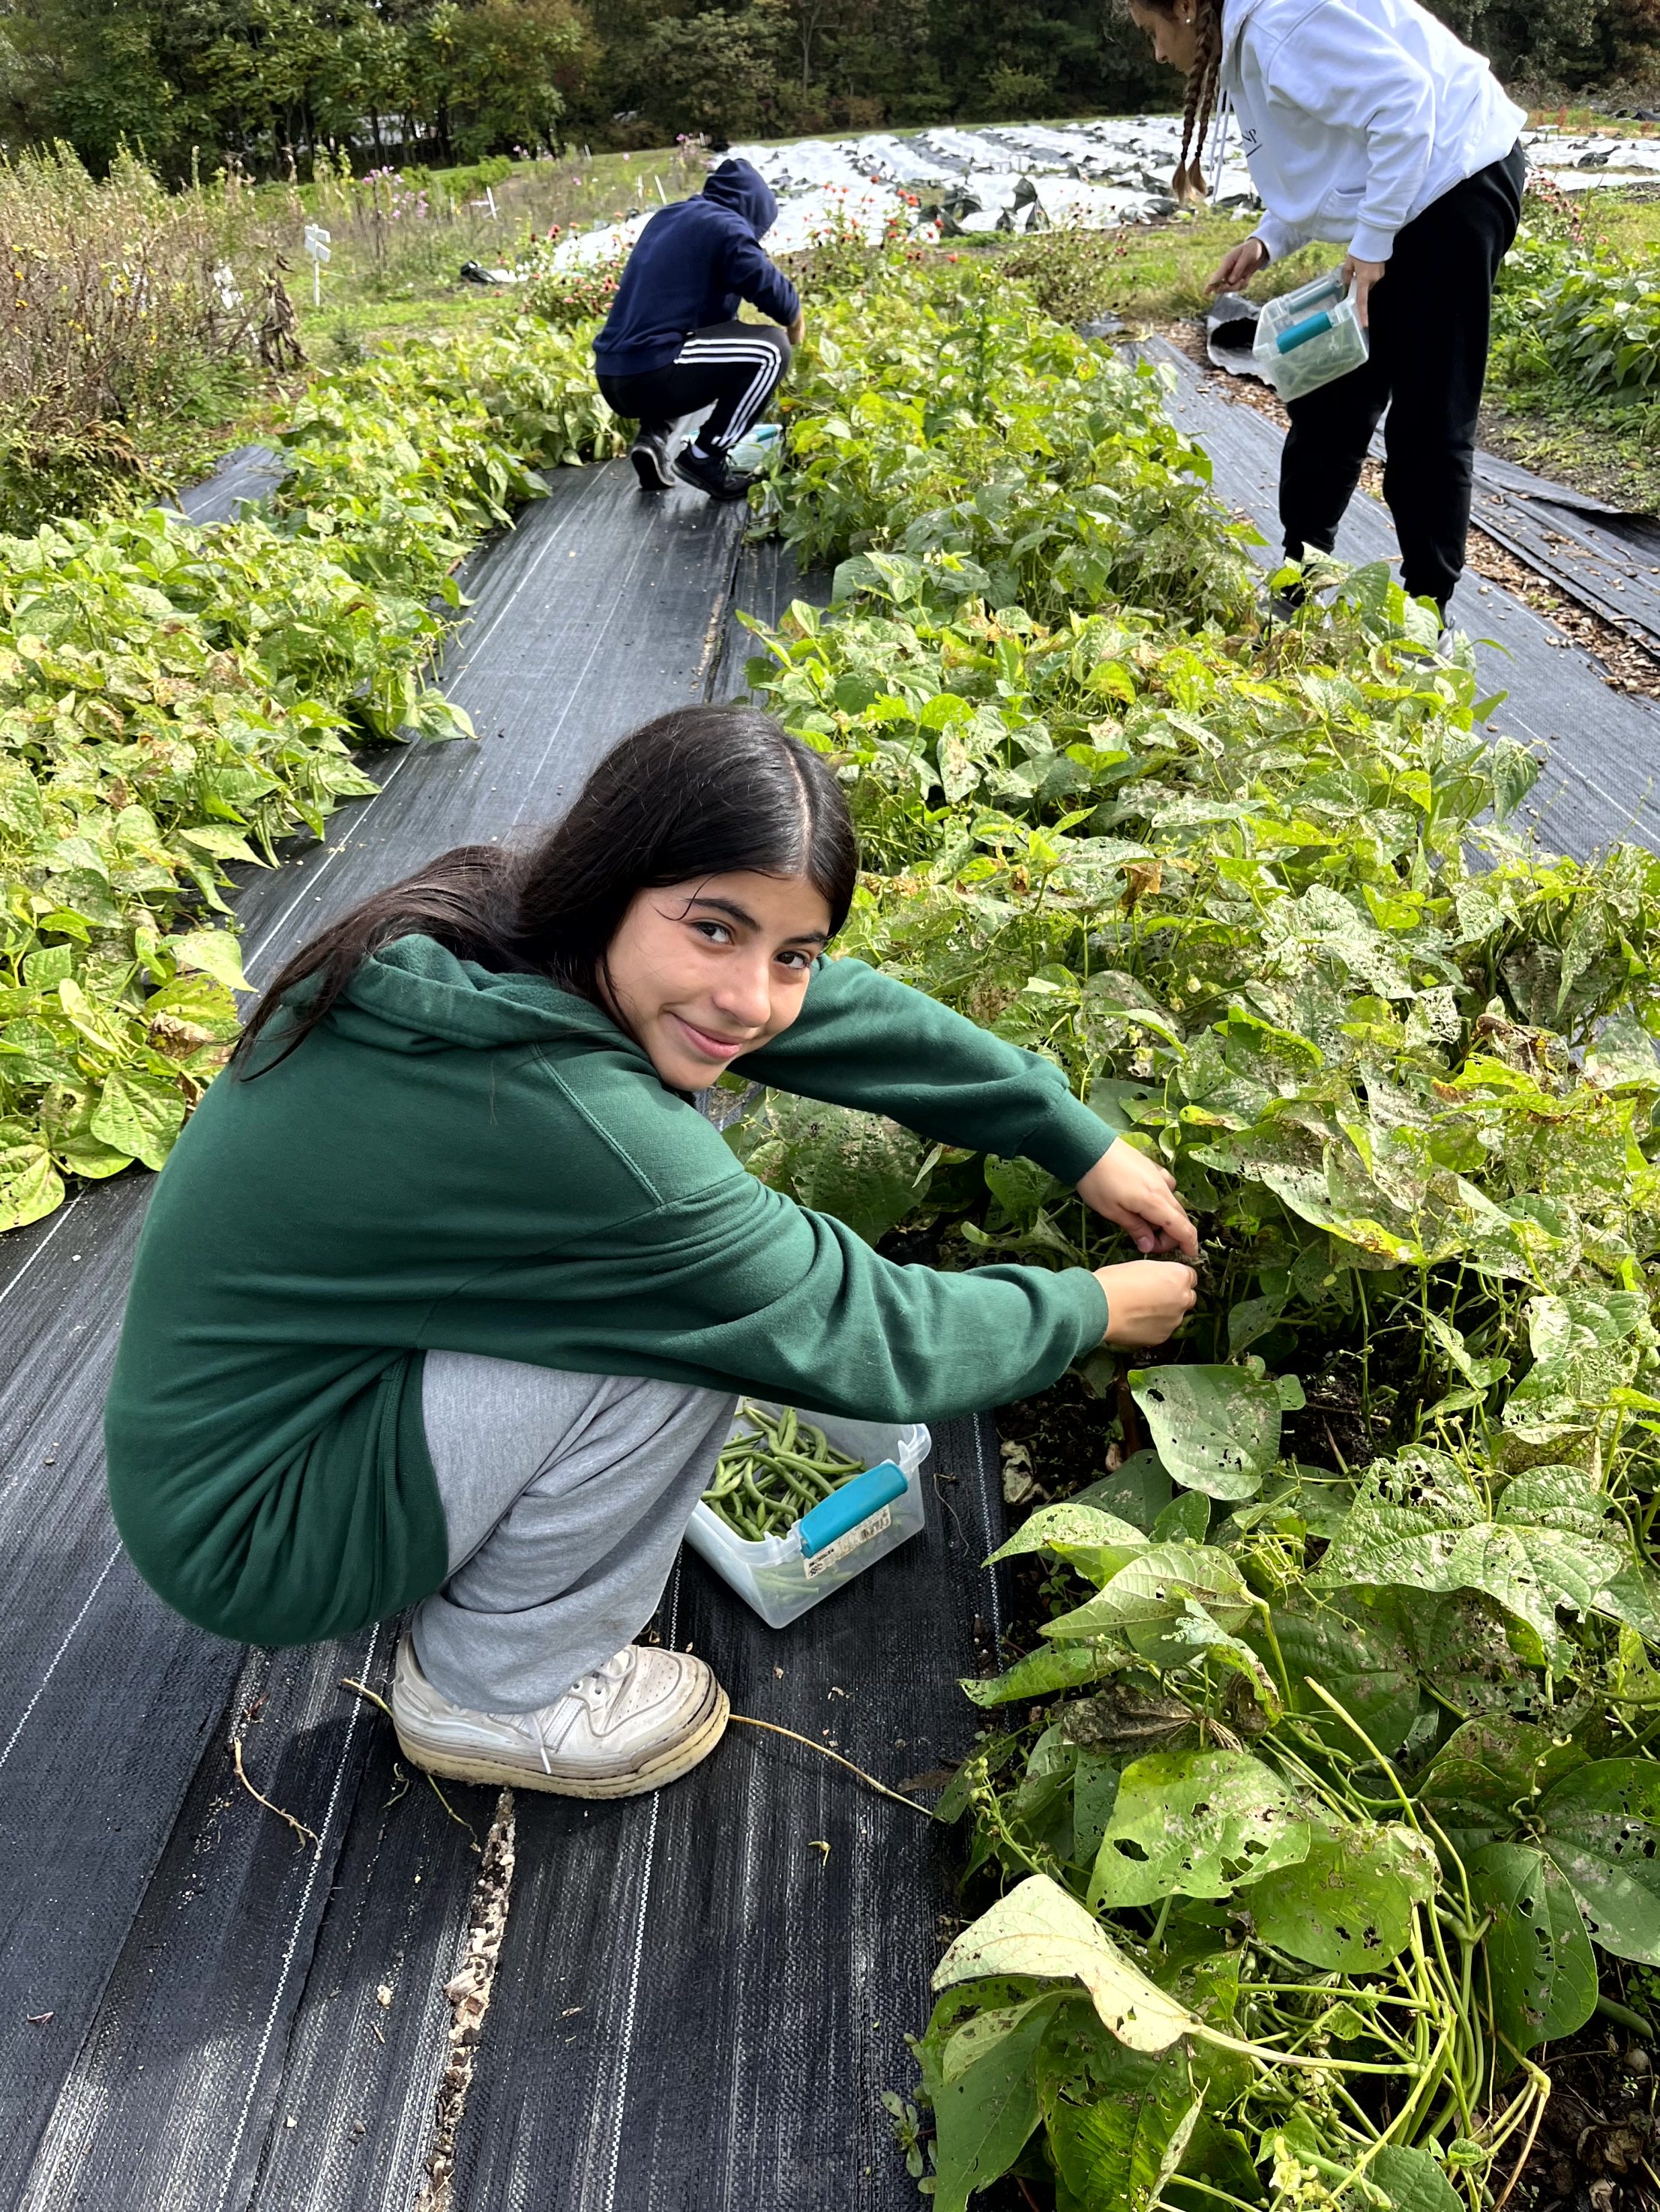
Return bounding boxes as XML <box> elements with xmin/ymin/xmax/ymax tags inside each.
<box><xmin>597</xmin><ymin>320</ymin><xmax>791</xmax><ymax>454</ymax></box>
<box><xmin>1279</xmin><ymin>143</ymin><xmax>1526</xmax><ymax>613</ymax></box>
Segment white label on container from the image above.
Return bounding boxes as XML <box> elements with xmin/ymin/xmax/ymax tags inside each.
<box><xmin>802</xmin><ymin>1506</ymin><xmax>892</xmax><ymax>1579</ymax></box>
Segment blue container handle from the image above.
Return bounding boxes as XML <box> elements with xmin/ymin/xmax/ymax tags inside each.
<box><xmin>1278</xmin><ymin>309</ymin><xmax>1337</xmax><ymax>354</ymax></box>
<box><xmin>798</xmin><ymin>1461</ymin><xmax>907</xmax><ymax>1556</ymax></box>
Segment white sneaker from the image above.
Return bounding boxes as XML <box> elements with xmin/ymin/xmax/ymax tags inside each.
<box><xmin>391</xmin><ymin>1636</ymin><xmax>728</xmax><ymax>1799</ymax></box>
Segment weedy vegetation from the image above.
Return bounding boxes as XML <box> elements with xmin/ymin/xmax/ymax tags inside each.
<box><xmin>737</xmin><ymin>257</ymin><xmax>1660</xmax><ymax>2212</ymax></box>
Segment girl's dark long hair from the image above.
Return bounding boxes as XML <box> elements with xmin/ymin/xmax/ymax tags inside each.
<box><xmin>236</xmin><ymin>704</ymin><xmax>860</xmax><ymax>1072</ymax></box>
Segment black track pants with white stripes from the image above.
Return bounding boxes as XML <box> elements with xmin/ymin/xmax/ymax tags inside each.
<box><xmin>598</xmin><ymin>320</ymin><xmax>791</xmax><ymax>453</ymax></box>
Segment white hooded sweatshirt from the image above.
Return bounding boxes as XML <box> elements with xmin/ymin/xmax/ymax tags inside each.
<box><xmin>1221</xmin><ymin>0</ymin><xmax>1526</xmax><ymax>265</ymax></box>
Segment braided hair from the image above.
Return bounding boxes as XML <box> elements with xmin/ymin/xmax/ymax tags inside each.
<box><xmin>1124</xmin><ymin>0</ymin><xmax>1227</xmax><ymax>202</ymax></box>
<box><xmin>1173</xmin><ymin>0</ymin><xmax>1226</xmax><ymax>202</ymax></box>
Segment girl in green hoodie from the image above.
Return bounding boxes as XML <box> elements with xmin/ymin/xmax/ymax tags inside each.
<box><xmin>106</xmin><ymin>705</ymin><xmax>1198</xmax><ymax>1798</ymax></box>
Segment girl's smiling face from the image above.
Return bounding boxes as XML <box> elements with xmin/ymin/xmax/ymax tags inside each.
<box><xmin>603</xmin><ymin>869</ymin><xmax>833</xmax><ymax>1090</ymax></box>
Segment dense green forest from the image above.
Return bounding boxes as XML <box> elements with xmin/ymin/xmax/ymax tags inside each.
<box><xmin>0</xmin><ymin>0</ymin><xmax>1656</xmax><ymax>174</ymax></box>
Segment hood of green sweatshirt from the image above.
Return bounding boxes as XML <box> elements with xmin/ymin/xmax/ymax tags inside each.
<box><xmin>306</xmin><ymin>935</ymin><xmax>639</xmax><ymax>1061</ymax></box>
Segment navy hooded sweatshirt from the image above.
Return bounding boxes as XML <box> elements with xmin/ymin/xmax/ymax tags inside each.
<box><xmin>593</xmin><ymin>158</ymin><xmax>801</xmax><ymax>379</ymax></box>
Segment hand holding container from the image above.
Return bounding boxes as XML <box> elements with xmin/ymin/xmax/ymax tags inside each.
<box><xmin>1252</xmin><ymin>273</ymin><xmax>1370</xmax><ymax>401</ymax></box>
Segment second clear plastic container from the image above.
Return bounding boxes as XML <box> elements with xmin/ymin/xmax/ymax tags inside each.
<box><xmin>1252</xmin><ymin>273</ymin><xmax>1369</xmax><ymax>401</ymax></box>
<box><xmin>683</xmin><ymin>1402</ymin><xmax>931</xmax><ymax>1630</ymax></box>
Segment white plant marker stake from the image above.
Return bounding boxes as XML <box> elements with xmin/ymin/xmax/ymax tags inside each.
<box><xmin>303</xmin><ymin>223</ymin><xmax>331</xmax><ymax>308</ymax></box>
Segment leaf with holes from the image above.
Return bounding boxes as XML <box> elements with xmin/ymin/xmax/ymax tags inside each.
<box><xmin>1087</xmin><ymin>1749</ymin><xmax>1310</xmax><ymax>1911</ymax></box>
<box><xmin>1536</xmin><ymin>1759</ymin><xmax>1660</xmax><ymax>1965</ymax></box>
<box><xmin>1310</xmin><ymin>1450</ymin><xmax>1635</xmax><ymax>1663</ymax></box>
<box><xmin>1242</xmin><ymin>1815</ymin><xmax>1435</xmax><ymax>1969</ymax></box>
<box><xmin>1128</xmin><ymin>1365</ymin><xmax>1281</xmax><ymax>1501</ymax></box>
<box><xmin>1042</xmin><ymin>1543</ymin><xmax>1254</xmax><ymax>1642</ymax></box>
<box><xmin>1469</xmin><ymin>1843</ymin><xmax>1599</xmax><ymax>2051</ymax></box>
<box><xmin>987</xmin><ymin>1501</ymin><xmax>1149</xmax><ymax>1587</ymax></box>
<box><xmin>1419</xmin><ymin>1719</ymin><xmax>1592</xmax><ymax>1852</ymax></box>
<box><xmin>933</xmin><ymin>1875</ymin><xmax>1200</xmax><ymax>2052</ymax></box>
<box><xmin>1035</xmin><ymin>2010</ymin><xmax>1200</xmax><ymax>2212</ymax></box>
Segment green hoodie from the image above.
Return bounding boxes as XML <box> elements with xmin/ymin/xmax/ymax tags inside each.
<box><xmin>105</xmin><ymin>938</ymin><xmax>1113</xmax><ymax>1648</ymax></box>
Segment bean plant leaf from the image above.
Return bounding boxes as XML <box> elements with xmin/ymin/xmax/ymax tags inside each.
<box><xmin>90</xmin><ymin>1069</ymin><xmax>186</xmax><ymax>1173</ymax></box>
<box><xmin>168</xmin><ymin>927</ymin><xmax>250</xmax><ymax>994</ymax></box>
<box><xmin>1535</xmin><ymin>1758</ymin><xmax>1660</xmax><ymax>1963</ymax></box>
<box><xmin>1264</xmin><ymin>1597</ymin><xmax>1422</xmax><ymax>1757</ymax></box>
<box><xmin>1311</xmin><ymin>1447</ymin><xmax>1636</xmax><ymax>1661</ymax></box>
<box><xmin>960</xmin><ymin>1642</ymin><xmax>1114</xmax><ymax>1709</ymax></box>
<box><xmin>745</xmin><ymin>1096</ymin><xmax>932</xmax><ymax>1244</ymax></box>
<box><xmin>986</xmin><ymin>1502</ymin><xmax>1149</xmax><ymax>1585</ymax></box>
<box><xmin>0</xmin><ymin>1119</ymin><xmax>64</xmax><ymax>1232</ymax></box>
<box><xmin>1072</xmin><ymin>1750</ymin><xmax>1121</xmax><ymax>1867</ymax></box>
<box><xmin>1419</xmin><ymin>1718</ymin><xmax>1591</xmax><ymax>1851</ymax></box>
<box><xmin>1088</xmin><ymin>1749</ymin><xmax>1310</xmax><ymax>1911</ymax></box>
<box><xmin>1584</xmin><ymin>1016</ymin><xmax>1660</xmax><ymax>1092</ymax></box>
<box><xmin>1129</xmin><ymin>1365</ymin><xmax>1281</xmax><ymax>1501</ymax></box>
<box><xmin>1502</xmin><ymin>1289</ymin><xmax>1653</xmax><ymax>1444</ymax></box>
<box><xmin>1368</xmin><ymin>2144</ymin><xmax>1464</xmax><ymax>2212</ymax></box>
<box><xmin>1128</xmin><ymin>1600</ymin><xmax>1283</xmax><ymax>1720</ymax></box>
<box><xmin>939</xmin><ymin>1992</ymin><xmax>1061</xmax><ymax>2086</ymax></box>
<box><xmin>1153</xmin><ymin>1493</ymin><xmax>1211</xmax><ymax>1543</ymax></box>
<box><xmin>1035</xmin><ymin>2013</ymin><xmax>1200</xmax><ymax>2212</ymax></box>
<box><xmin>1168</xmin><ymin>2118</ymin><xmax>1267</xmax><ymax>2212</ymax></box>
<box><xmin>1073</xmin><ymin>1450</ymin><xmax>1173</xmax><ymax>1532</ymax></box>
<box><xmin>932</xmin><ymin>1875</ymin><xmax>1200</xmax><ymax>2051</ymax></box>
<box><xmin>1043</xmin><ymin>1543</ymin><xmax>1254</xmax><ymax>1642</ymax></box>
<box><xmin>1468</xmin><ymin>1842</ymin><xmax>1599</xmax><ymax>2051</ymax></box>
<box><xmin>930</xmin><ymin>1991</ymin><xmax>1059</xmax><ymax>2212</ymax></box>
<box><xmin>1242</xmin><ymin>1815</ymin><xmax>1435</xmax><ymax>1969</ymax></box>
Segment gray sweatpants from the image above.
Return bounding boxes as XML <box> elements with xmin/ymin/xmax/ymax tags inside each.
<box><xmin>411</xmin><ymin>1351</ymin><xmax>736</xmax><ymax>1714</ymax></box>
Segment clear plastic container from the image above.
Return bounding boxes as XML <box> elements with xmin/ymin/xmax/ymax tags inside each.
<box><xmin>727</xmin><ymin>421</ymin><xmax>782</xmax><ymax>472</ymax></box>
<box><xmin>683</xmin><ymin>1402</ymin><xmax>931</xmax><ymax>1630</ymax></box>
<box><xmin>1252</xmin><ymin>273</ymin><xmax>1369</xmax><ymax>401</ymax></box>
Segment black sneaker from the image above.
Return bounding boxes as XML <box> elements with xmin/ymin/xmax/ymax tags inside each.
<box><xmin>674</xmin><ymin>445</ymin><xmax>757</xmax><ymax>501</ymax></box>
<box><xmin>629</xmin><ymin>429</ymin><xmax>674</xmax><ymax>492</ymax></box>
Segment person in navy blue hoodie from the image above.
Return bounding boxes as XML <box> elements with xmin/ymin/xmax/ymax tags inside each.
<box><xmin>594</xmin><ymin>157</ymin><xmax>804</xmax><ymax>501</ymax></box>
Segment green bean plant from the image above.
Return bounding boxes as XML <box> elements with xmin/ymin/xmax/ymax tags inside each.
<box><xmin>0</xmin><ymin>315</ymin><xmax>625</xmax><ymax>1230</ymax></box>
<box><xmin>738</xmin><ymin>262</ymin><xmax>1660</xmax><ymax>2212</ymax></box>
<box><xmin>766</xmin><ymin>262</ymin><xmax>1257</xmax><ymax>632</ymax></box>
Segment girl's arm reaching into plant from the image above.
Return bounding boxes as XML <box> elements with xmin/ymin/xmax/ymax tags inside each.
<box><xmin>736</xmin><ymin>953</ymin><xmax>1163</xmax><ymax>1196</ymax></box>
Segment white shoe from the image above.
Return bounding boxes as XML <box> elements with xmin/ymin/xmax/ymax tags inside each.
<box><xmin>391</xmin><ymin>1636</ymin><xmax>728</xmax><ymax>1799</ymax></box>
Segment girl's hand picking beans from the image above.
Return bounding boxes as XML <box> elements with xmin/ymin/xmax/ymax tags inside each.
<box><xmin>1076</xmin><ymin>1143</ymin><xmax>1198</xmax><ymax>1257</ymax></box>
<box><xmin>1093</xmin><ymin>1259</ymin><xmax>1199</xmax><ymax>1348</ymax></box>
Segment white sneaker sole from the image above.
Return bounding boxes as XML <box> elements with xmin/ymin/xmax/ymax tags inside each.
<box><xmin>394</xmin><ymin>1683</ymin><xmax>730</xmax><ymax>1800</ymax></box>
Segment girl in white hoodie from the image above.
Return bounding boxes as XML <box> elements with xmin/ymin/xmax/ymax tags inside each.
<box><xmin>1127</xmin><ymin>0</ymin><xmax>1527</xmax><ymax>622</ymax></box>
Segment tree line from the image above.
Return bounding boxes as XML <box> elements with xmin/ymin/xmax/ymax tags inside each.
<box><xmin>1</xmin><ymin>0</ymin><xmax>1656</xmax><ymax>177</ymax></box>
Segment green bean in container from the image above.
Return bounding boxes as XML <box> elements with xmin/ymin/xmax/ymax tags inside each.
<box><xmin>701</xmin><ymin>1402</ymin><xmax>867</xmax><ymax>1540</ymax></box>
